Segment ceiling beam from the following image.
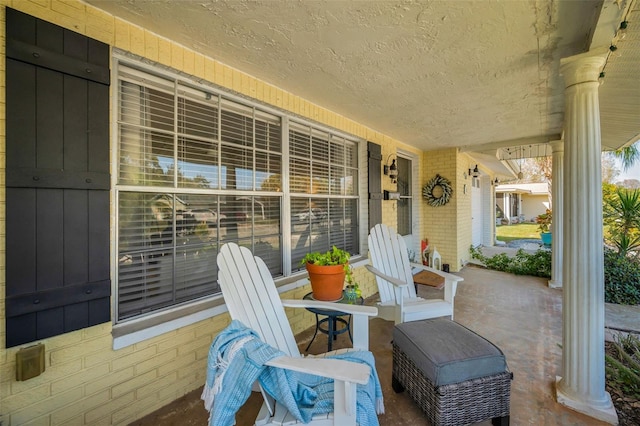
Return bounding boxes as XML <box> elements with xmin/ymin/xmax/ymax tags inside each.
<box><xmin>458</xmin><ymin>134</ymin><xmax>562</xmax><ymax>153</ymax></box>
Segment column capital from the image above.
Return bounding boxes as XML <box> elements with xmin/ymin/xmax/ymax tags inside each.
<box><xmin>550</xmin><ymin>140</ymin><xmax>564</xmax><ymax>153</ymax></box>
<box><xmin>560</xmin><ymin>49</ymin><xmax>607</xmax><ymax>88</ymax></box>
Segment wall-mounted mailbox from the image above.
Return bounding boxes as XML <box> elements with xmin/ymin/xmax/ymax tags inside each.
<box><xmin>383</xmin><ymin>190</ymin><xmax>400</xmax><ymax>200</ymax></box>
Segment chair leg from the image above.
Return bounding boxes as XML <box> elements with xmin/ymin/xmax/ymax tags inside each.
<box><xmin>392</xmin><ymin>375</ymin><xmax>405</xmax><ymax>393</ymax></box>
<box><xmin>305</xmin><ymin>314</ymin><xmax>321</xmax><ymax>352</ymax></box>
<box><xmin>492</xmin><ymin>415</ymin><xmax>509</xmax><ymax>426</ymax></box>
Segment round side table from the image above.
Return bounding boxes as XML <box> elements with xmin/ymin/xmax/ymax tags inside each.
<box><xmin>303</xmin><ymin>291</ymin><xmax>364</xmax><ymax>352</ymax></box>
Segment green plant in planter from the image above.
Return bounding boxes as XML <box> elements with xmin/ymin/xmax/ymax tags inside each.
<box><xmin>536</xmin><ymin>209</ymin><xmax>552</xmax><ymax>233</ymax></box>
<box><xmin>300</xmin><ymin>246</ymin><xmax>351</xmax><ymax>267</ymax></box>
<box><xmin>301</xmin><ymin>246</ymin><xmax>351</xmax><ymax>301</ymax></box>
<box><xmin>344</xmin><ymin>265</ymin><xmax>361</xmax><ymax>299</ymax></box>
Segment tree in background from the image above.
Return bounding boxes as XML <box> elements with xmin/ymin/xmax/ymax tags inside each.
<box><xmin>519</xmin><ymin>149</ymin><xmax>624</xmax><ymax>184</ymax></box>
<box><xmin>602</xmin><ymin>155</ymin><xmax>621</xmax><ymax>184</ymax></box>
<box><xmin>511</xmin><ymin>157</ymin><xmax>547</xmax><ymax>183</ymax></box>
<box><xmin>620</xmin><ymin>179</ymin><xmax>640</xmax><ymax>189</ymax></box>
<box><xmin>609</xmin><ymin>141</ymin><xmax>640</xmax><ymax>172</ymax></box>
<box><xmin>603</xmin><ymin>188</ymin><xmax>640</xmax><ymax>258</ymax></box>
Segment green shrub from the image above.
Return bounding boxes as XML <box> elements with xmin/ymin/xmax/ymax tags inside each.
<box><xmin>470</xmin><ymin>245</ymin><xmax>640</xmax><ymax>304</ymax></box>
<box><xmin>604</xmin><ymin>248</ymin><xmax>640</xmax><ymax>305</ymax></box>
<box><xmin>605</xmin><ymin>333</ymin><xmax>640</xmax><ymax>400</ymax></box>
<box><xmin>470</xmin><ymin>246</ymin><xmax>551</xmax><ymax>278</ymax></box>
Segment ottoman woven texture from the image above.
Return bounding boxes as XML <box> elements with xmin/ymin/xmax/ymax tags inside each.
<box><xmin>392</xmin><ymin>318</ymin><xmax>512</xmax><ymax>426</ymax></box>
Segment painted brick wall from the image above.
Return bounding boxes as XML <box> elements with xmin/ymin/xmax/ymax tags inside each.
<box><xmin>420</xmin><ymin>150</ymin><xmax>486</xmax><ymax>271</ymax></box>
<box><xmin>457</xmin><ymin>154</ymin><xmax>475</xmax><ymax>268</ymax></box>
<box><xmin>0</xmin><ymin>1</ymin><xmax>461</xmax><ymax>424</ymax></box>
<box><xmin>422</xmin><ymin>148</ymin><xmax>460</xmax><ymax>270</ymax></box>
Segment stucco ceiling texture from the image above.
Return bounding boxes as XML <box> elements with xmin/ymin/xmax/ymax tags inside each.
<box><xmin>599</xmin><ymin>0</ymin><xmax>640</xmax><ymax>150</ymax></box>
<box><xmin>88</xmin><ymin>0</ymin><xmax>635</xmax><ymax>153</ymax></box>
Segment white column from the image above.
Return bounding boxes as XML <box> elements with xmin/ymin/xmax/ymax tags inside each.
<box><xmin>517</xmin><ymin>194</ymin><xmax>522</xmax><ymax>220</ymax></box>
<box><xmin>548</xmin><ymin>140</ymin><xmax>563</xmax><ymax>288</ymax></box>
<box><xmin>504</xmin><ymin>194</ymin><xmax>511</xmax><ymax>221</ymax></box>
<box><xmin>555</xmin><ymin>53</ymin><xmax>617</xmax><ymax>424</ymax></box>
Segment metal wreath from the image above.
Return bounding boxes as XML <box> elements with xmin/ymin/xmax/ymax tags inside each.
<box><xmin>423</xmin><ymin>174</ymin><xmax>453</xmax><ymax>207</ymax></box>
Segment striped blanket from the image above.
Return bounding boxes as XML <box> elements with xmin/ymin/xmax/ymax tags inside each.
<box><xmin>201</xmin><ymin>320</ymin><xmax>384</xmax><ymax>426</ymax></box>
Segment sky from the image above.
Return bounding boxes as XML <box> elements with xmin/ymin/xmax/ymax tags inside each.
<box><xmin>615</xmin><ymin>159</ymin><xmax>640</xmax><ymax>182</ymax></box>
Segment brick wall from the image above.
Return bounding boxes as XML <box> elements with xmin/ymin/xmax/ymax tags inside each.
<box><xmin>422</xmin><ymin>148</ymin><xmax>458</xmax><ymax>270</ymax></box>
<box><xmin>0</xmin><ymin>1</ymin><xmax>461</xmax><ymax>424</ymax></box>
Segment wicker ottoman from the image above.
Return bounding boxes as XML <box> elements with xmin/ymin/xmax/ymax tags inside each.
<box><xmin>392</xmin><ymin>318</ymin><xmax>512</xmax><ymax>426</ymax></box>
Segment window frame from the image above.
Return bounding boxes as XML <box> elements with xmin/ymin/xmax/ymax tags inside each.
<box><xmin>111</xmin><ymin>52</ymin><xmax>367</xmax><ymax>344</ymax></box>
<box><xmin>397</xmin><ymin>150</ymin><xmax>420</xmax><ymax>257</ymax></box>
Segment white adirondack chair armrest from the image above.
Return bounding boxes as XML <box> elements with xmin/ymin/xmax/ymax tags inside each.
<box><xmin>409</xmin><ymin>262</ymin><xmax>464</xmax><ymax>282</ymax></box>
<box><xmin>282</xmin><ymin>300</ymin><xmax>378</xmax><ymax>317</ymax></box>
<box><xmin>365</xmin><ymin>264</ymin><xmax>409</xmax><ymax>288</ymax></box>
<box><xmin>265</xmin><ymin>355</ymin><xmax>371</xmax><ymax>385</ymax></box>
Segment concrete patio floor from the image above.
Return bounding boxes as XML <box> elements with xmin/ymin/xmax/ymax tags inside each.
<box><xmin>131</xmin><ymin>265</ymin><xmax>637</xmax><ymax>426</ymax></box>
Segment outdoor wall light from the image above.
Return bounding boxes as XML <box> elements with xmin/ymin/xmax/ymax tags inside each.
<box><xmin>384</xmin><ymin>154</ymin><xmax>398</xmax><ymax>184</ymax></box>
<box><xmin>469</xmin><ymin>165</ymin><xmax>480</xmax><ymax>178</ymax></box>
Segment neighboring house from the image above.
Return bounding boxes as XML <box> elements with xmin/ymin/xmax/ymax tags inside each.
<box><xmin>496</xmin><ymin>182</ymin><xmax>551</xmax><ymax>224</ymax></box>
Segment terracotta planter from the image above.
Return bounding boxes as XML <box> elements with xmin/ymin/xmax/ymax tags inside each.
<box><xmin>306</xmin><ymin>262</ymin><xmax>346</xmax><ymax>301</ymax></box>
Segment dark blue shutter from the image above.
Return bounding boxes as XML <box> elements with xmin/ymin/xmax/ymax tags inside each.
<box><xmin>368</xmin><ymin>142</ymin><xmax>383</xmax><ymax>229</ymax></box>
<box><xmin>5</xmin><ymin>8</ymin><xmax>111</xmax><ymax>347</ymax></box>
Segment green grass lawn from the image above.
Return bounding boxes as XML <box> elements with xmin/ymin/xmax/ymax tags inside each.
<box><xmin>496</xmin><ymin>223</ymin><xmax>541</xmax><ymax>242</ymax></box>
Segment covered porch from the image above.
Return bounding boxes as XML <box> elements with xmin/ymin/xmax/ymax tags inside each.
<box><xmin>132</xmin><ymin>265</ymin><xmax>638</xmax><ymax>425</ymax></box>
<box><xmin>2</xmin><ymin>1</ymin><xmax>639</xmax><ymax>425</ymax></box>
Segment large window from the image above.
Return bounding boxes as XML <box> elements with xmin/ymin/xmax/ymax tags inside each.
<box><xmin>115</xmin><ymin>62</ymin><xmax>360</xmax><ymax>322</ymax></box>
<box><xmin>289</xmin><ymin>124</ymin><xmax>360</xmax><ymax>268</ymax></box>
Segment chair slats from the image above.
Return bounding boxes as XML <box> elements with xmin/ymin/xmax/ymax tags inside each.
<box><xmin>216</xmin><ymin>242</ymin><xmax>379</xmax><ymax>426</ymax></box>
<box><xmin>218</xmin><ymin>243</ymin><xmax>300</xmax><ymax>356</ymax></box>
<box><xmin>367</xmin><ymin>224</ymin><xmax>463</xmax><ymax>324</ymax></box>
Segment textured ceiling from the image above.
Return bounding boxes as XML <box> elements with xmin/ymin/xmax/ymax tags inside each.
<box><xmin>86</xmin><ymin>0</ymin><xmax>638</xmax><ymax>154</ymax></box>
<box><xmin>598</xmin><ymin>0</ymin><xmax>640</xmax><ymax>151</ymax></box>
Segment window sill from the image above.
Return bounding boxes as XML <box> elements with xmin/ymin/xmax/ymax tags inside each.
<box><xmin>112</xmin><ymin>296</ymin><xmax>227</xmax><ymax>350</ymax></box>
<box><xmin>111</xmin><ymin>265</ymin><xmax>357</xmax><ymax>349</ymax></box>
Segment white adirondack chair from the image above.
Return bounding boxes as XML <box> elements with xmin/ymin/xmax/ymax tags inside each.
<box><xmin>366</xmin><ymin>224</ymin><xmax>463</xmax><ymax>324</ymax></box>
<box><xmin>217</xmin><ymin>242</ymin><xmax>379</xmax><ymax>426</ymax></box>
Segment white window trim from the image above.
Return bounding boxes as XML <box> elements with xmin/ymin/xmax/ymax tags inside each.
<box><xmin>397</xmin><ymin>149</ymin><xmax>419</xmax><ymax>253</ymax></box>
<box><xmin>110</xmin><ymin>51</ymin><xmax>368</xmax><ymax>348</ymax></box>
<box><xmin>112</xmin><ymin>257</ymin><xmax>370</xmax><ymax>349</ymax></box>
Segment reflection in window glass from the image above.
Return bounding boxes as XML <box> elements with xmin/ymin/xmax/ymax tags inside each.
<box><xmin>221</xmin><ymin>144</ymin><xmax>253</xmax><ymax>190</ymax></box>
<box><xmin>289</xmin><ymin>123</ymin><xmax>359</xmax><ymax>266</ymax></box>
<box><xmin>119</xmin><ymin>126</ymin><xmax>174</xmax><ymax>187</ymax></box>
<box><xmin>116</xmin><ymin>63</ymin><xmax>361</xmax><ymax>322</ymax></box>
<box><xmin>118</xmin><ymin>192</ymin><xmax>223</xmax><ymax>320</ymax></box>
<box><xmin>178</xmin><ymin>137</ymin><xmax>218</xmax><ymax>188</ymax></box>
<box><xmin>255</xmin><ymin>152</ymin><xmax>281</xmax><ymax>191</ymax></box>
<box><xmin>397</xmin><ymin>156</ymin><xmax>412</xmax><ymax>236</ymax></box>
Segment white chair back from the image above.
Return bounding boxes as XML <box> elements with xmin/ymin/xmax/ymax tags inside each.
<box><xmin>368</xmin><ymin>224</ymin><xmax>418</xmax><ymax>306</ymax></box>
<box><xmin>217</xmin><ymin>242</ymin><xmax>301</xmax><ymax>357</ymax></box>
<box><xmin>367</xmin><ymin>224</ymin><xmax>463</xmax><ymax>324</ymax></box>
